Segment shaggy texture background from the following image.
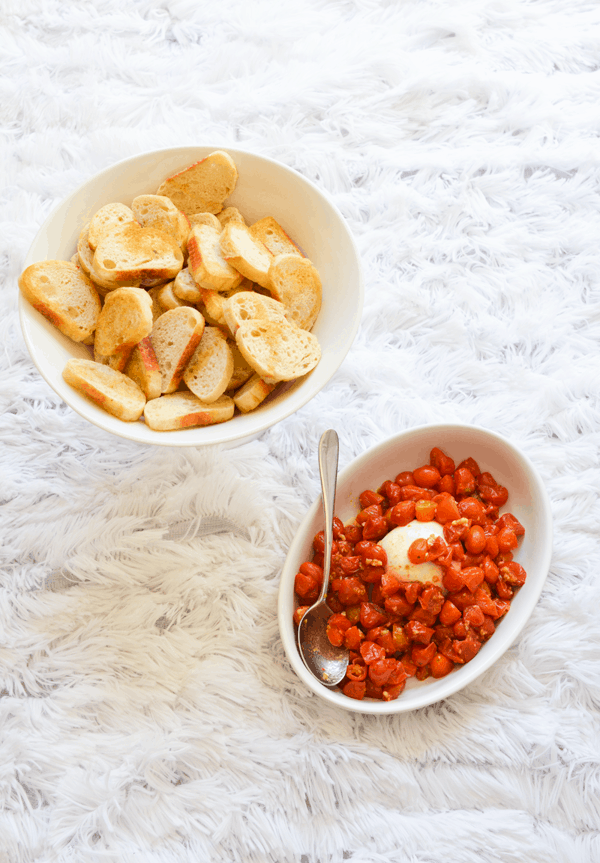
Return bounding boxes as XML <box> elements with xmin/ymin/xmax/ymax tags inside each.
<box><xmin>2</xmin><ymin>0</ymin><xmax>600</xmax><ymax>861</ymax></box>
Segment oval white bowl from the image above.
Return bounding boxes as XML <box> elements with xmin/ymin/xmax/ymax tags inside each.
<box><xmin>20</xmin><ymin>146</ymin><xmax>363</xmax><ymax>447</ymax></box>
<box><xmin>278</xmin><ymin>423</ymin><xmax>553</xmax><ymax>713</ymax></box>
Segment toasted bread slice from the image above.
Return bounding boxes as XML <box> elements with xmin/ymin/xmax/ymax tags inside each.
<box><xmin>124</xmin><ymin>336</ymin><xmax>162</xmax><ymax>400</ymax></box>
<box><xmin>188</xmin><ymin>213</ymin><xmax>221</xmax><ymax>232</ymax></box>
<box><xmin>63</xmin><ymin>358</ymin><xmax>146</xmax><ymax>421</ymax></box>
<box><xmin>19</xmin><ymin>260</ymin><xmax>101</xmax><ymax>342</ymax></box>
<box><xmin>93</xmin><ymin>287</ymin><xmax>153</xmax><ymax>371</ymax></box>
<box><xmin>232</xmin><ymin>374</ymin><xmax>275</xmax><ymax>413</ymax></box>
<box><xmin>77</xmin><ymin>223</ymin><xmax>95</xmax><ymax>274</ymax></box>
<box><xmin>157</xmin><ymin>281</ymin><xmax>194</xmax><ymax>311</ymax></box>
<box><xmin>147</xmin><ymin>287</ymin><xmax>165</xmax><ymax>323</ymax></box>
<box><xmin>222</xmin><ymin>291</ymin><xmax>288</xmax><ymax>336</ymax></box>
<box><xmin>249</xmin><ymin>216</ymin><xmax>304</xmax><ymax>258</ymax></box>
<box><xmin>144</xmin><ymin>392</ymin><xmax>234</xmax><ymax>431</ymax></box>
<box><xmin>219</xmin><ymin>222</ymin><xmax>273</xmax><ymax>289</ymax></box>
<box><xmin>92</xmin><ymin>223</ymin><xmax>184</xmax><ymax>288</ymax></box>
<box><xmin>88</xmin><ymin>203</ymin><xmax>137</xmax><ymax>250</ymax></box>
<box><xmin>156</xmin><ymin>151</ymin><xmax>238</xmax><ymax>216</ymax></box>
<box><xmin>183</xmin><ymin>327</ymin><xmax>234</xmax><ymax>403</ymax></box>
<box><xmin>150</xmin><ymin>306</ymin><xmax>205</xmax><ymax>393</ymax></box>
<box><xmin>226</xmin><ymin>341</ymin><xmax>254</xmax><ymax>390</ymax></box>
<box><xmin>235</xmin><ymin>319</ymin><xmax>321</xmax><ymax>384</ymax></box>
<box><xmin>196</xmin><ymin>282</ymin><xmax>250</xmax><ymax>327</ymax></box>
<box><xmin>217</xmin><ymin>207</ymin><xmax>246</xmax><ymax>228</ymax></box>
<box><xmin>187</xmin><ymin>224</ymin><xmax>242</xmax><ymax>292</ymax></box>
<box><xmin>132</xmin><ymin>195</ymin><xmax>190</xmax><ymax>252</ymax></box>
<box><xmin>172</xmin><ymin>268</ymin><xmax>202</xmax><ymax>304</ymax></box>
<box><xmin>268</xmin><ymin>253</ymin><xmax>322</xmax><ymax>330</ymax></box>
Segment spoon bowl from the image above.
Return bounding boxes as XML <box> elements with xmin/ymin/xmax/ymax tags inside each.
<box><xmin>297</xmin><ymin>429</ymin><xmax>349</xmax><ymax>686</ymax></box>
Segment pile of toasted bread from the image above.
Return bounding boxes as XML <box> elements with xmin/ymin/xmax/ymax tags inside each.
<box><xmin>19</xmin><ymin>151</ymin><xmax>323</xmax><ymax>431</ymax></box>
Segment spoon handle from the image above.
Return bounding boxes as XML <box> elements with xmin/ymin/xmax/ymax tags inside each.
<box><xmin>316</xmin><ymin>429</ymin><xmax>339</xmax><ymax>606</ymax></box>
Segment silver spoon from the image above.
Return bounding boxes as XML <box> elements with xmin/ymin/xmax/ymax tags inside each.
<box><xmin>298</xmin><ymin>429</ymin><xmax>349</xmax><ymax>687</ymax></box>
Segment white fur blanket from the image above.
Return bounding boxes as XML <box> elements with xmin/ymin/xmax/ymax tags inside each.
<box><xmin>2</xmin><ymin>1</ymin><xmax>600</xmax><ymax>861</ymax></box>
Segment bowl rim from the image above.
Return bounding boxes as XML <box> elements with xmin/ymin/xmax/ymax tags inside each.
<box><xmin>277</xmin><ymin>422</ymin><xmax>553</xmax><ymax>713</ymax></box>
<box><xmin>19</xmin><ymin>144</ymin><xmax>364</xmax><ymax>447</ymax></box>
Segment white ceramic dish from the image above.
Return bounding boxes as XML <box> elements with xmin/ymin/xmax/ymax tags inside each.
<box><xmin>19</xmin><ymin>146</ymin><xmax>363</xmax><ymax>447</ymax></box>
<box><xmin>278</xmin><ymin>423</ymin><xmax>553</xmax><ymax>713</ymax></box>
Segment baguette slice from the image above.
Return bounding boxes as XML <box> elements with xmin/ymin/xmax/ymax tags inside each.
<box><xmin>226</xmin><ymin>341</ymin><xmax>254</xmax><ymax>390</ymax></box>
<box><xmin>132</xmin><ymin>195</ymin><xmax>190</xmax><ymax>251</ymax></box>
<box><xmin>197</xmin><ymin>282</ymin><xmax>250</xmax><ymax>328</ymax></box>
<box><xmin>219</xmin><ymin>222</ymin><xmax>273</xmax><ymax>289</ymax></box>
<box><xmin>150</xmin><ymin>306</ymin><xmax>205</xmax><ymax>393</ymax></box>
<box><xmin>125</xmin><ymin>336</ymin><xmax>162</xmax><ymax>400</ymax></box>
<box><xmin>233</xmin><ymin>374</ymin><xmax>275</xmax><ymax>413</ymax></box>
<box><xmin>217</xmin><ymin>207</ymin><xmax>245</xmax><ymax>228</ymax></box>
<box><xmin>188</xmin><ymin>213</ymin><xmax>221</xmax><ymax>232</ymax></box>
<box><xmin>144</xmin><ymin>392</ymin><xmax>234</xmax><ymax>431</ymax></box>
<box><xmin>92</xmin><ymin>223</ymin><xmax>184</xmax><ymax>288</ymax></box>
<box><xmin>268</xmin><ymin>253</ymin><xmax>322</xmax><ymax>331</ymax></box>
<box><xmin>63</xmin><ymin>358</ymin><xmax>146</xmax><ymax>421</ymax></box>
<box><xmin>156</xmin><ymin>151</ymin><xmax>238</xmax><ymax>216</ymax></box>
<box><xmin>250</xmin><ymin>216</ymin><xmax>304</xmax><ymax>258</ymax></box>
<box><xmin>173</xmin><ymin>268</ymin><xmax>202</xmax><ymax>303</ymax></box>
<box><xmin>93</xmin><ymin>287</ymin><xmax>153</xmax><ymax>372</ymax></box>
<box><xmin>235</xmin><ymin>319</ymin><xmax>321</xmax><ymax>384</ymax></box>
<box><xmin>157</xmin><ymin>281</ymin><xmax>194</xmax><ymax>311</ymax></box>
<box><xmin>187</xmin><ymin>224</ymin><xmax>242</xmax><ymax>292</ymax></box>
<box><xmin>183</xmin><ymin>327</ymin><xmax>234</xmax><ymax>403</ymax></box>
<box><xmin>222</xmin><ymin>291</ymin><xmax>288</xmax><ymax>336</ymax></box>
<box><xmin>19</xmin><ymin>260</ymin><xmax>101</xmax><ymax>342</ymax></box>
<box><xmin>77</xmin><ymin>223</ymin><xmax>95</xmax><ymax>274</ymax></box>
<box><xmin>147</xmin><ymin>287</ymin><xmax>165</xmax><ymax>322</ymax></box>
<box><xmin>88</xmin><ymin>203</ymin><xmax>137</xmax><ymax>250</ymax></box>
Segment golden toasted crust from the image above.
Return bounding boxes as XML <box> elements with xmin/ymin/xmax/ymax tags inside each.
<box><xmin>249</xmin><ymin>216</ymin><xmax>304</xmax><ymax>258</ymax></box>
<box><xmin>92</xmin><ymin>223</ymin><xmax>184</xmax><ymax>288</ymax></box>
<box><xmin>63</xmin><ymin>358</ymin><xmax>146</xmax><ymax>421</ymax></box>
<box><xmin>267</xmin><ymin>253</ymin><xmax>322</xmax><ymax>330</ymax></box>
<box><xmin>150</xmin><ymin>306</ymin><xmax>205</xmax><ymax>393</ymax></box>
<box><xmin>93</xmin><ymin>287</ymin><xmax>153</xmax><ymax>372</ymax></box>
<box><xmin>235</xmin><ymin>319</ymin><xmax>321</xmax><ymax>383</ymax></box>
<box><xmin>232</xmin><ymin>374</ymin><xmax>275</xmax><ymax>413</ymax></box>
<box><xmin>219</xmin><ymin>222</ymin><xmax>273</xmax><ymax>289</ymax></box>
<box><xmin>132</xmin><ymin>195</ymin><xmax>190</xmax><ymax>251</ymax></box>
<box><xmin>183</xmin><ymin>327</ymin><xmax>234</xmax><ymax>403</ymax></box>
<box><xmin>125</xmin><ymin>336</ymin><xmax>162</xmax><ymax>400</ymax></box>
<box><xmin>144</xmin><ymin>392</ymin><xmax>234</xmax><ymax>431</ymax></box>
<box><xmin>187</xmin><ymin>224</ymin><xmax>242</xmax><ymax>292</ymax></box>
<box><xmin>18</xmin><ymin>260</ymin><xmax>101</xmax><ymax>342</ymax></box>
<box><xmin>222</xmin><ymin>291</ymin><xmax>288</xmax><ymax>336</ymax></box>
<box><xmin>88</xmin><ymin>203</ymin><xmax>137</xmax><ymax>250</ymax></box>
<box><xmin>172</xmin><ymin>268</ymin><xmax>203</xmax><ymax>304</ymax></box>
<box><xmin>156</xmin><ymin>151</ymin><xmax>238</xmax><ymax>216</ymax></box>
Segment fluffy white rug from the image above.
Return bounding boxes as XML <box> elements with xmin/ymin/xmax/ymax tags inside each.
<box><xmin>2</xmin><ymin>0</ymin><xmax>600</xmax><ymax>860</ymax></box>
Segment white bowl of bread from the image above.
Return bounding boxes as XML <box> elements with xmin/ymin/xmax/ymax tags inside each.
<box><xmin>19</xmin><ymin>147</ymin><xmax>363</xmax><ymax>446</ymax></box>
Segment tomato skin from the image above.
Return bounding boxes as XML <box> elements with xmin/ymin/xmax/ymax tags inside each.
<box><xmin>346</xmin><ymin>663</ymin><xmax>367</xmax><ymax>682</ymax></box>
<box><xmin>379</xmin><ymin>480</ymin><xmax>402</xmax><ymax>505</ymax></box>
<box><xmin>482</xmin><ymin>556</ymin><xmax>499</xmax><ymax>584</ymax></box>
<box><xmin>361</xmin><ymin>516</ymin><xmax>388</xmax><ymax>541</ymax></box>
<box><xmin>400</xmin><ymin>485</ymin><xmax>437</xmax><ymax>502</ymax></box>
<box><xmin>430</xmin><ymin>447</ymin><xmax>455</xmax><ymax>476</ymax></box>
<box><xmin>433</xmin><ymin>493</ymin><xmax>460</xmax><ymax>524</ymax></box>
<box><xmin>359</xmin><ymin>490</ymin><xmax>384</xmax><ymax>509</ymax></box>
<box><xmin>479</xmin><ymin>483</ymin><xmax>508</xmax><ymax>507</ymax></box>
<box><xmin>439</xmin><ymin>600</ymin><xmax>462</xmax><ymax>626</ymax></box>
<box><xmin>340</xmin><ymin>555</ymin><xmax>362</xmax><ymax>575</ymax></box>
<box><xmin>293</xmin><ymin>605</ymin><xmax>310</xmax><ymax>626</ymax></box>
<box><xmin>430</xmin><ymin>653</ymin><xmax>454</xmax><ymax>678</ymax></box>
<box><xmin>453</xmin><ymin>637</ymin><xmax>481</xmax><ymax>664</ymax></box>
<box><xmin>394</xmin><ymin>471</ymin><xmax>415</xmax><ymax>486</ymax></box>
<box><xmin>380</xmin><ymin>571</ymin><xmax>402</xmax><ymax>598</ymax></box>
<box><xmin>461</xmin><ymin>566</ymin><xmax>485</xmax><ymax>593</ymax></box>
<box><xmin>501</xmin><ymin>561</ymin><xmax>527</xmax><ymax>586</ymax></box>
<box><xmin>407</xmin><ymin>538</ymin><xmax>430</xmax><ymax>565</ymax></box>
<box><xmin>458</xmin><ymin>457</ymin><xmax>481</xmax><ymax>476</ymax></box>
<box><xmin>442</xmin><ymin>566</ymin><xmax>466</xmax><ymax>593</ymax></box>
<box><xmin>385</xmin><ymin>594</ymin><xmax>414</xmax><ymax>618</ymax></box>
<box><xmin>465</xmin><ymin>525</ymin><xmax>486</xmax><ymax>555</ymax></box>
<box><xmin>412</xmin><ymin>465</ymin><xmax>442</xmax><ymax>488</ymax></box>
<box><xmin>338</xmin><ymin>577</ymin><xmax>368</xmax><ymax>606</ymax></box>
<box><xmin>415</xmin><ymin>500</ymin><xmax>437</xmax><ymax>522</ymax></box>
<box><xmin>405</xmin><ymin>620</ymin><xmax>434</xmax><ymax>644</ymax></box>
<box><xmin>369</xmin><ymin>658</ymin><xmax>398</xmax><ymax>686</ymax></box>
<box><xmin>294</xmin><ymin>571</ymin><xmax>319</xmax><ymax>601</ymax></box>
<box><xmin>497</xmin><ymin>512</ymin><xmax>525</xmax><ymax>537</ymax></box>
<box><xmin>344</xmin><ymin>523</ymin><xmax>363</xmax><ymax>544</ymax></box>
<box><xmin>497</xmin><ymin>527</ymin><xmax>518</xmax><ymax>553</ymax></box>
<box><xmin>360</xmin><ymin>640</ymin><xmax>386</xmax><ymax>665</ymax></box>
<box><xmin>436</xmin><ymin>474</ymin><xmax>455</xmax><ymax>495</ymax></box>
<box><xmin>356</xmin><ymin>503</ymin><xmax>382</xmax><ymax>525</ymax></box>
<box><xmin>412</xmin><ymin>642</ymin><xmax>436</xmax><ymax>667</ymax></box>
<box><xmin>360</xmin><ymin>602</ymin><xmax>388</xmax><ymax>629</ymax></box>
<box><xmin>344</xmin><ymin>625</ymin><xmax>363</xmax><ymax>650</ymax></box>
<box><xmin>389</xmin><ymin>501</ymin><xmax>416</xmax><ymax>526</ymax></box>
<box><xmin>457</xmin><ymin>497</ymin><xmax>486</xmax><ymax>524</ymax></box>
<box><xmin>342</xmin><ymin>680</ymin><xmax>366</xmax><ymax>700</ymax></box>
<box><xmin>454</xmin><ymin>467</ymin><xmax>476</xmax><ymax>496</ymax></box>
